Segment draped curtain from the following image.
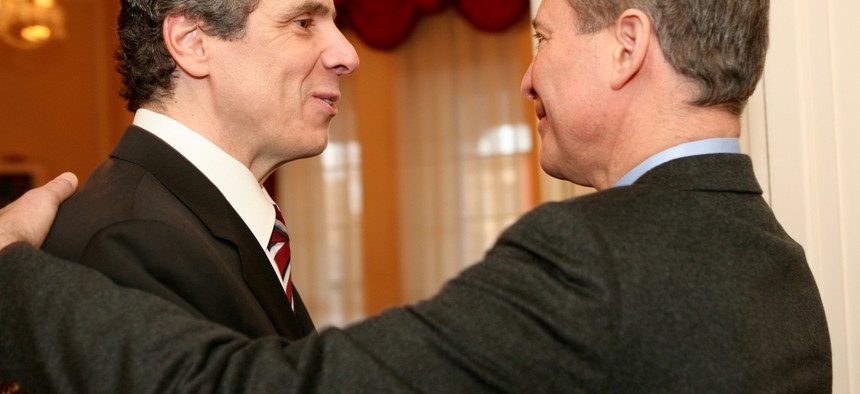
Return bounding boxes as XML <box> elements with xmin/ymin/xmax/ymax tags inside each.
<box><xmin>275</xmin><ymin>80</ymin><xmax>366</xmax><ymax>328</ymax></box>
<box><xmin>335</xmin><ymin>0</ymin><xmax>529</xmax><ymax>49</ymax></box>
<box><xmin>393</xmin><ymin>10</ymin><xmax>536</xmax><ymax>303</ymax></box>
<box><xmin>279</xmin><ymin>7</ymin><xmax>535</xmax><ymax>328</ymax></box>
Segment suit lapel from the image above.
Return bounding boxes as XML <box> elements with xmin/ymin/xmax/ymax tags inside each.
<box><xmin>229</xmin><ymin>213</ymin><xmax>309</xmax><ymax>339</ymax></box>
<box><xmin>111</xmin><ymin>126</ymin><xmax>307</xmax><ymax>339</ymax></box>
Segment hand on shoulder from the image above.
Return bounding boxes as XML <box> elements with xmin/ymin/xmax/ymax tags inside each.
<box><xmin>0</xmin><ymin>172</ymin><xmax>78</xmax><ymax>249</ymax></box>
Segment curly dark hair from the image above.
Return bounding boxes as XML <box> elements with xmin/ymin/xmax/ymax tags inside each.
<box><xmin>567</xmin><ymin>0</ymin><xmax>769</xmax><ymax>115</ymax></box>
<box><xmin>116</xmin><ymin>0</ymin><xmax>261</xmax><ymax>111</ymax></box>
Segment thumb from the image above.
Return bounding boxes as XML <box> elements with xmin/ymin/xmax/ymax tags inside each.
<box><xmin>37</xmin><ymin>172</ymin><xmax>79</xmax><ymax>206</ymax></box>
<box><xmin>0</xmin><ymin>172</ymin><xmax>79</xmax><ymax>249</ymax></box>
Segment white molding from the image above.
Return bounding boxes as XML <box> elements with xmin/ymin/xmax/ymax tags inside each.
<box><xmin>740</xmin><ymin>80</ymin><xmax>770</xmax><ymax>202</ymax></box>
<box><xmin>755</xmin><ymin>0</ymin><xmax>857</xmax><ymax>391</ymax></box>
<box><xmin>827</xmin><ymin>0</ymin><xmax>860</xmax><ymax>392</ymax></box>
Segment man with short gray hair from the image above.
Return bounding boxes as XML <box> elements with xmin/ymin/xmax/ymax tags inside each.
<box><xmin>0</xmin><ymin>0</ymin><xmax>831</xmax><ymax>392</ymax></box>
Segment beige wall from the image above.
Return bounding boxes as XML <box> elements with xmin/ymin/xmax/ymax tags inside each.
<box><xmin>752</xmin><ymin>1</ymin><xmax>859</xmax><ymax>392</ymax></box>
<box><xmin>0</xmin><ymin>0</ymin><xmax>129</xmax><ymax>185</ymax></box>
<box><xmin>347</xmin><ymin>35</ymin><xmax>405</xmax><ymax>315</ymax></box>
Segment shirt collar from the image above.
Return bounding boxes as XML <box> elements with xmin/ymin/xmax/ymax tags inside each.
<box><xmin>133</xmin><ymin>109</ymin><xmax>276</xmax><ymax>250</ymax></box>
<box><xmin>614</xmin><ymin>138</ymin><xmax>742</xmax><ymax>187</ymax></box>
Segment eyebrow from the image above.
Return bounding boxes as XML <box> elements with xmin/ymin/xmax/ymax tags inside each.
<box><xmin>292</xmin><ymin>0</ymin><xmax>334</xmax><ymax>18</ymax></box>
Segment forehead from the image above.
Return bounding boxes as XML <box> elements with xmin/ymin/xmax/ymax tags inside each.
<box><xmin>534</xmin><ymin>0</ymin><xmax>576</xmax><ymax>30</ymax></box>
<box><xmin>257</xmin><ymin>0</ymin><xmax>335</xmax><ymax>16</ymax></box>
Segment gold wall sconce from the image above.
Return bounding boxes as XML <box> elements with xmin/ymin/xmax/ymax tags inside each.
<box><xmin>0</xmin><ymin>0</ymin><xmax>66</xmax><ymax>50</ymax></box>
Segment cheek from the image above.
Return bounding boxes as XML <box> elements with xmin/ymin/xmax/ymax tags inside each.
<box><xmin>534</xmin><ymin>49</ymin><xmax>568</xmax><ymax>80</ymax></box>
<box><xmin>544</xmin><ymin>89</ymin><xmax>579</xmax><ymax>133</ymax></box>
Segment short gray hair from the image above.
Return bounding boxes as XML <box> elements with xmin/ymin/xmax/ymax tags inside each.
<box><xmin>567</xmin><ymin>0</ymin><xmax>769</xmax><ymax>115</ymax></box>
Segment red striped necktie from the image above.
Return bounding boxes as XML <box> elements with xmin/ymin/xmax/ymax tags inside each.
<box><xmin>268</xmin><ymin>206</ymin><xmax>294</xmax><ymax>313</ymax></box>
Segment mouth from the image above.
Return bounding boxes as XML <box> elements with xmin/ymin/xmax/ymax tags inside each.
<box><xmin>316</xmin><ymin>93</ymin><xmax>340</xmax><ymax>107</ymax></box>
<box><xmin>313</xmin><ymin>93</ymin><xmax>341</xmax><ymax>116</ymax></box>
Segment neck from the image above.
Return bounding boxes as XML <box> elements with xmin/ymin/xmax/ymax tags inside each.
<box><xmin>594</xmin><ymin>103</ymin><xmax>741</xmax><ymax>190</ymax></box>
<box><xmin>144</xmin><ymin>102</ymin><xmax>274</xmax><ymax>184</ymax></box>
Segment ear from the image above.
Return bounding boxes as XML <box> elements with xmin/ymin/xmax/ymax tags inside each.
<box><xmin>163</xmin><ymin>14</ymin><xmax>210</xmax><ymax>78</ymax></box>
<box><xmin>610</xmin><ymin>9</ymin><xmax>652</xmax><ymax>90</ymax></box>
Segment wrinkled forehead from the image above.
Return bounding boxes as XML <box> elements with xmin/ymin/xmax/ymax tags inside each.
<box><xmin>532</xmin><ymin>0</ymin><xmax>579</xmax><ymax>31</ymax></box>
<box><xmin>261</xmin><ymin>0</ymin><xmax>336</xmax><ymax>16</ymax></box>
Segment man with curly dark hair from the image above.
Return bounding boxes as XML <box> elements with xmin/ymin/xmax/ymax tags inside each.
<box><xmin>41</xmin><ymin>0</ymin><xmax>359</xmax><ymax>340</ymax></box>
<box><xmin>0</xmin><ymin>0</ymin><xmax>831</xmax><ymax>392</ymax></box>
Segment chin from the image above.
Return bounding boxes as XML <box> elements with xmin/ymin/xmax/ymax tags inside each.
<box><xmin>307</xmin><ymin>138</ymin><xmax>329</xmax><ymax>158</ymax></box>
<box><xmin>310</xmin><ymin>145</ymin><xmax>327</xmax><ymax>158</ymax></box>
<box><xmin>540</xmin><ymin>158</ymin><xmax>591</xmax><ymax>187</ymax></box>
<box><xmin>539</xmin><ymin>159</ymin><xmax>566</xmax><ymax>182</ymax></box>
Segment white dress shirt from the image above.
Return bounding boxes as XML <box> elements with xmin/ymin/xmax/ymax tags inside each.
<box><xmin>133</xmin><ymin>109</ymin><xmax>285</xmax><ymax>284</ymax></box>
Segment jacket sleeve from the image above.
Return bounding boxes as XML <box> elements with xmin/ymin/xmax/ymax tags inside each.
<box><xmin>290</xmin><ymin>201</ymin><xmax>617</xmax><ymax>392</ymax></box>
<box><xmin>0</xmin><ymin>202</ymin><xmax>616</xmax><ymax>393</ymax></box>
<box><xmin>0</xmin><ymin>242</ymin><xmax>296</xmax><ymax>393</ymax></box>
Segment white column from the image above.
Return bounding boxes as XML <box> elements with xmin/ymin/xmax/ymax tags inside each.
<box><xmin>752</xmin><ymin>0</ymin><xmax>859</xmax><ymax>391</ymax></box>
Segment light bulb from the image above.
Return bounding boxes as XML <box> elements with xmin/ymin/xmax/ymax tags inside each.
<box><xmin>20</xmin><ymin>24</ymin><xmax>51</xmax><ymax>43</ymax></box>
<box><xmin>34</xmin><ymin>0</ymin><xmax>55</xmax><ymax>8</ymax></box>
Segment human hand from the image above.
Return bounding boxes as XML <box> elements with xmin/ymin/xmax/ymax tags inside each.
<box><xmin>0</xmin><ymin>172</ymin><xmax>78</xmax><ymax>250</ymax></box>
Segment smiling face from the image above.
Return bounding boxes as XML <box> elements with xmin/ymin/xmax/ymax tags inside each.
<box><xmin>205</xmin><ymin>0</ymin><xmax>359</xmax><ymax>176</ymax></box>
<box><xmin>520</xmin><ymin>0</ymin><xmax>617</xmax><ymax>187</ymax></box>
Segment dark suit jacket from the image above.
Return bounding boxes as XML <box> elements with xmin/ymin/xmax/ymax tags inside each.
<box><xmin>42</xmin><ymin>125</ymin><xmax>313</xmax><ymax>339</ymax></box>
<box><xmin>1</xmin><ymin>154</ymin><xmax>831</xmax><ymax>393</ymax></box>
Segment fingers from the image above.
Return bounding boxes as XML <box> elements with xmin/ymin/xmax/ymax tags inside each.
<box><xmin>0</xmin><ymin>172</ymin><xmax>79</xmax><ymax>250</ymax></box>
<box><xmin>38</xmin><ymin>172</ymin><xmax>79</xmax><ymax>206</ymax></box>
<box><xmin>16</xmin><ymin>172</ymin><xmax>79</xmax><ymax>218</ymax></box>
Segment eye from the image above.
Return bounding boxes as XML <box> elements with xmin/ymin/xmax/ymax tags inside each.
<box><xmin>295</xmin><ymin>18</ymin><xmax>314</xmax><ymax>29</ymax></box>
<box><xmin>532</xmin><ymin>33</ymin><xmax>546</xmax><ymax>46</ymax></box>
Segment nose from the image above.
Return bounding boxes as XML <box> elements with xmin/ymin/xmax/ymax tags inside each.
<box><xmin>520</xmin><ymin>60</ymin><xmax>537</xmax><ymax>99</ymax></box>
<box><xmin>323</xmin><ymin>27</ymin><xmax>360</xmax><ymax>76</ymax></box>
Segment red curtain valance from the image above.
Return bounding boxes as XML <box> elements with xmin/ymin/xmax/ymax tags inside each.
<box><xmin>334</xmin><ymin>0</ymin><xmax>530</xmax><ymax>50</ymax></box>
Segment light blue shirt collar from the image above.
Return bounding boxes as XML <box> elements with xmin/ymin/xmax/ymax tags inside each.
<box><xmin>614</xmin><ymin>138</ymin><xmax>741</xmax><ymax>187</ymax></box>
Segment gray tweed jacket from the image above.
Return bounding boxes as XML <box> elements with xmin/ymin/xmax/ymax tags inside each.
<box><xmin>0</xmin><ymin>154</ymin><xmax>831</xmax><ymax>393</ymax></box>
